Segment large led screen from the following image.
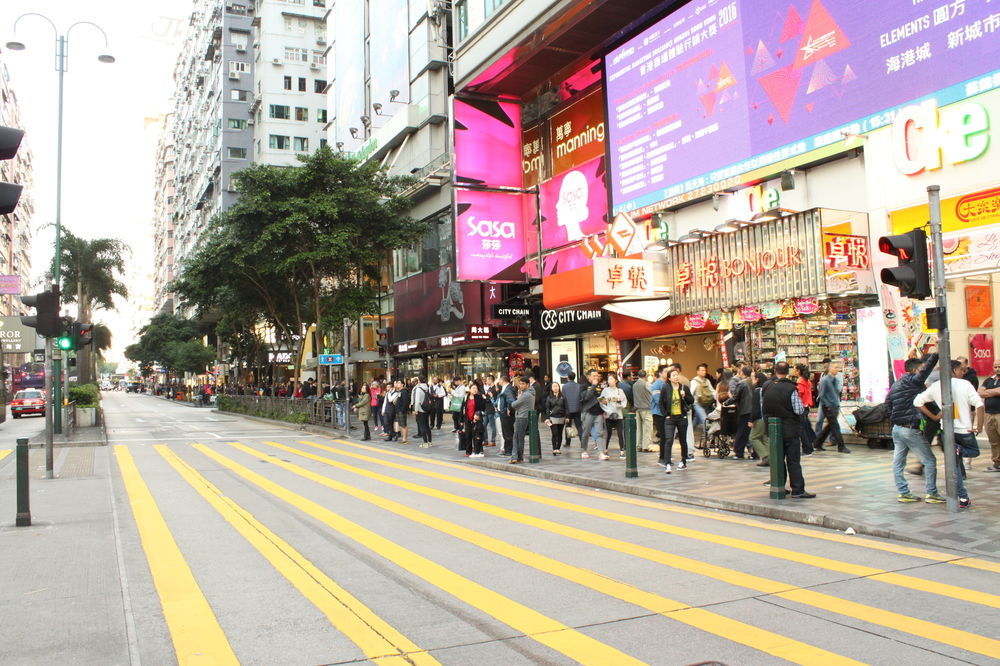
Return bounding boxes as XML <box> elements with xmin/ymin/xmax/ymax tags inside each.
<box><xmin>605</xmin><ymin>0</ymin><xmax>1000</xmax><ymax>213</ymax></box>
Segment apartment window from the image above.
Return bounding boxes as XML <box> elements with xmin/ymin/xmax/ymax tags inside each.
<box><xmin>269</xmin><ymin>104</ymin><xmax>290</xmax><ymax>119</ymax></box>
<box><xmin>284</xmin><ymin>17</ymin><xmax>307</xmax><ymax>33</ymax></box>
<box><xmin>314</xmin><ymin>79</ymin><xmax>326</xmax><ymax>93</ymax></box>
<box><xmin>280</xmin><ymin>0</ymin><xmax>305</xmax><ymax>4</ymax></box>
<box><xmin>314</xmin><ymin>0</ymin><xmax>325</xmax><ymax>6</ymax></box>
<box><xmin>225</xmin><ymin>2</ymin><xmax>247</xmax><ymax>15</ymax></box>
<box><xmin>231</xmin><ymin>89</ymin><xmax>251</xmax><ymax>101</ymax></box>
<box><xmin>456</xmin><ymin>0</ymin><xmax>469</xmax><ymax>41</ymax></box>
<box><xmin>284</xmin><ymin>47</ymin><xmax>308</xmax><ymax>62</ymax></box>
<box><xmin>231</xmin><ymin>31</ymin><xmax>248</xmax><ymax>50</ymax></box>
<box><xmin>316</xmin><ymin>27</ymin><xmax>327</xmax><ymax>42</ymax></box>
<box><xmin>298</xmin><ymin>77</ymin><xmax>307</xmax><ymax>92</ymax></box>
<box><xmin>293</xmin><ymin>137</ymin><xmax>309</xmax><ymax>152</ymax></box>
<box><xmin>485</xmin><ymin>0</ymin><xmax>506</xmax><ymax>17</ymax></box>
<box><xmin>269</xmin><ymin>135</ymin><xmax>290</xmax><ymax>150</ymax></box>
<box><xmin>227</xmin><ymin>118</ymin><xmax>247</xmax><ymax>130</ymax></box>
<box><xmin>227</xmin><ymin>147</ymin><xmax>247</xmax><ymax>159</ymax></box>
<box><xmin>311</xmin><ymin>50</ymin><xmax>326</xmax><ymax>65</ymax></box>
<box><xmin>283</xmin><ymin>76</ymin><xmax>292</xmax><ymax>90</ymax></box>
<box><xmin>295</xmin><ymin>107</ymin><xmax>308</xmax><ymax>121</ymax></box>
<box><xmin>319</xmin><ymin>138</ymin><xmax>328</xmax><ymax>148</ymax></box>
<box><xmin>317</xmin><ymin>108</ymin><xmax>327</xmax><ymax>123</ymax></box>
<box><xmin>229</xmin><ymin>61</ymin><xmax>249</xmax><ymax>73</ymax></box>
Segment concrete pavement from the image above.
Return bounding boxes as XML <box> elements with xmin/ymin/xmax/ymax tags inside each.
<box><xmin>1</xmin><ymin>392</ymin><xmax>999</xmax><ymax>664</ymax></box>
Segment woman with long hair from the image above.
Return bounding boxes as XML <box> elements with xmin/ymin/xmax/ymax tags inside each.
<box><xmin>461</xmin><ymin>382</ymin><xmax>487</xmax><ymax>457</ymax></box>
<box><xmin>600</xmin><ymin>373</ymin><xmax>627</xmax><ymax>460</ymax></box>
<box><xmin>544</xmin><ymin>381</ymin><xmax>568</xmax><ymax>455</ymax></box>
<box><xmin>353</xmin><ymin>383</ymin><xmax>372</xmax><ymax>440</ymax></box>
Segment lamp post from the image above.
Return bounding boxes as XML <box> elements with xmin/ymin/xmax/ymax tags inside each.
<box><xmin>6</xmin><ymin>14</ymin><xmax>114</xmax><ymax>445</ymax></box>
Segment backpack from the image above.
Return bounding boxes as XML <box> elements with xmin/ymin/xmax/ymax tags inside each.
<box><xmin>694</xmin><ymin>378</ymin><xmax>714</xmax><ymax>407</ymax></box>
<box><xmin>420</xmin><ymin>386</ymin><xmax>434</xmax><ymax>413</ymax></box>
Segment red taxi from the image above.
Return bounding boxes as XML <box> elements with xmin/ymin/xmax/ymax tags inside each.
<box><xmin>11</xmin><ymin>389</ymin><xmax>46</xmax><ymax>418</ymax></box>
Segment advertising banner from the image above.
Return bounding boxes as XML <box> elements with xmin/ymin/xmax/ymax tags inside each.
<box><xmin>393</xmin><ymin>264</ymin><xmax>483</xmax><ymax>342</ymax></box>
<box><xmin>454</xmin><ymin>97</ymin><xmax>523</xmax><ymax>187</ymax></box>
<box><xmin>891</xmin><ymin>185</ymin><xmax>1000</xmax><ymax>234</ymax></box>
<box><xmin>969</xmin><ymin>332</ymin><xmax>994</xmax><ymax>378</ymax></box>
<box><xmin>605</xmin><ymin>0</ymin><xmax>1000</xmax><ymax>213</ymax></box>
<box><xmin>0</xmin><ymin>316</ymin><xmax>38</xmax><ymax>353</ymax></box>
<box><xmin>548</xmin><ymin>89</ymin><xmax>606</xmax><ymax>177</ymax></box>
<box><xmin>0</xmin><ymin>275</ymin><xmax>20</xmax><ymax>295</ymax></box>
<box><xmin>455</xmin><ymin>188</ymin><xmax>527</xmax><ymax>282</ymax></box>
<box><xmin>538</xmin><ymin>156</ymin><xmax>609</xmax><ymax>252</ymax></box>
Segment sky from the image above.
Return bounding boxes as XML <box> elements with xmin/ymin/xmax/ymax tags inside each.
<box><xmin>0</xmin><ymin>0</ymin><xmax>193</xmax><ymax>362</ymax></box>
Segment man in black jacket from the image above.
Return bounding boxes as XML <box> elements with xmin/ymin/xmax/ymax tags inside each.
<box><xmin>762</xmin><ymin>362</ymin><xmax>814</xmax><ymax>498</ymax></box>
<box><xmin>731</xmin><ymin>366</ymin><xmax>754</xmax><ymax>459</ymax></box>
<box><xmin>885</xmin><ymin>354</ymin><xmax>942</xmax><ymax>503</ymax></box>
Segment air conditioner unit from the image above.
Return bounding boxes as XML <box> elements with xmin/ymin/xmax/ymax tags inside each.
<box><xmin>228</xmin><ymin>71</ymin><xmax>240</xmax><ymax>80</ymax></box>
<box><xmin>235</xmin><ymin>45</ymin><xmax>246</xmax><ymax>52</ymax></box>
<box><xmin>310</xmin><ymin>62</ymin><xmax>320</xmax><ymax>70</ymax></box>
<box><xmin>272</xmin><ymin>57</ymin><xmax>281</xmax><ymax>65</ymax></box>
<box><xmin>316</xmin><ymin>38</ymin><xmax>326</xmax><ymax>45</ymax></box>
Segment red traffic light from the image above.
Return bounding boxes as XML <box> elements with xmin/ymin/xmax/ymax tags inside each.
<box><xmin>878</xmin><ymin>228</ymin><xmax>931</xmax><ymax>300</ymax></box>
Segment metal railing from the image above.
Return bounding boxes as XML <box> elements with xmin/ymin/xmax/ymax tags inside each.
<box><xmin>216</xmin><ymin>395</ymin><xmax>351</xmax><ymax>430</ymax></box>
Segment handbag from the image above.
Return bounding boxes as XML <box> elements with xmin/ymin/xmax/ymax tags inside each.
<box><xmin>448</xmin><ymin>395</ymin><xmax>464</xmax><ymax>412</ymax></box>
<box><xmin>565</xmin><ymin>424</ymin><xmax>578</xmax><ymax>438</ymax></box>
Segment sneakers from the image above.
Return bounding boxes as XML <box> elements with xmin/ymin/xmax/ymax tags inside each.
<box><xmin>664</xmin><ymin>463</ymin><xmax>672</xmax><ymax>474</ymax></box>
<box><xmin>897</xmin><ymin>492</ymin><xmax>920</xmax><ymax>503</ymax></box>
<box><xmin>599</xmin><ymin>453</ymin><xmax>610</xmax><ymax>460</ymax></box>
<box><xmin>686</xmin><ymin>453</ymin><xmax>695</xmax><ymax>461</ymax></box>
<box><xmin>924</xmin><ymin>492</ymin><xmax>945</xmax><ymax>504</ymax></box>
<box><xmin>790</xmin><ymin>491</ymin><xmax>816</xmax><ymax>499</ymax></box>
<box><xmin>581</xmin><ymin>451</ymin><xmax>590</xmax><ymax>459</ymax></box>
<box><xmin>657</xmin><ymin>460</ymin><xmax>666</xmax><ymax>468</ymax></box>
<box><xmin>837</xmin><ymin>446</ymin><xmax>851</xmax><ymax>453</ymax></box>
<box><xmin>959</xmin><ymin>497</ymin><xmax>971</xmax><ymax>509</ymax></box>
<box><xmin>677</xmin><ymin>461</ymin><xmax>687</xmax><ymax>470</ymax></box>
<box><xmin>984</xmin><ymin>465</ymin><xmax>1000</xmax><ymax>472</ymax></box>
<box><xmin>619</xmin><ymin>451</ymin><xmax>626</xmax><ymax>459</ymax></box>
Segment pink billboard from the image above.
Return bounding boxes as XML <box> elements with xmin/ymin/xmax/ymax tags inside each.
<box><xmin>455</xmin><ymin>188</ymin><xmax>527</xmax><ymax>282</ymax></box>
<box><xmin>539</xmin><ymin>155</ymin><xmax>608</xmax><ymax>252</ymax></box>
<box><xmin>454</xmin><ymin>98</ymin><xmax>522</xmax><ymax>188</ymax></box>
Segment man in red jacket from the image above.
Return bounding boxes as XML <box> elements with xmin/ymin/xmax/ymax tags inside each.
<box><xmin>795</xmin><ymin>364</ymin><xmax>816</xmax><ymax>455</ymax></box>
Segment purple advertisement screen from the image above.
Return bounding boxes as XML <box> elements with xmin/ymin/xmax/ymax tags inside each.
<box><xmin>539</xmin><ymin>156</ymin><xmax>609</xmax><ymax>252</ymax></box>
<box><xmin>455</xmin><ymin>188</ymin><xmax>527</xmax><ymax>282</ymax></box>
<box><xmin>605</xmin><ymin>0</ymin><xmax>1000</xmax><ymax>212</ymax></box>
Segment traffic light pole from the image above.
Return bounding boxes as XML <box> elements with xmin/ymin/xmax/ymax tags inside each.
<box><xmin>44</xmin><ymin>338</ymin><xmax>54</xmax><ymax>477</ymax></box>
<box><xmin>928</xmin><ymin>185</ymin><xmax>958</xmax><ymax>513</ymax></box>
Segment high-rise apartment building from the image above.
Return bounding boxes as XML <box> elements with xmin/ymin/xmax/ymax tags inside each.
<box><xmin>151</xmin><ymin>113</ymin><xmax>175</xmax><ymax>313</ymax></box>
<box><xmin>0</xmin><ymin>57</ymin><xmax>33</xmax><ymax>318</ymax></box>
<box><xmin>156</xmin><ymin>0</ymin><xmax>327</xmax><ymax>312</ymax></box>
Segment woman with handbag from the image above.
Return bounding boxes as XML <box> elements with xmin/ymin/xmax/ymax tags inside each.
<box><xmin>600</xmin><ymin>373</ymin><xmax>627</xmax><ymax>460</ymax></box>
<box><xmin>353</xmin><ymin>383</ymin><xmax>372</xmax><ymax>440</ymax></box>
<box><xmin>449</xmin><ymin>378</ymin><xmax>467</xmax><ymax>432</ymax></box>
<box><xmin>544</xmin><ymin>381</ymin><xmax>568</xmax><ymax>455</ymax></box>
<box><xmin>460</xmin><ymin>383</ymin><xmax>488</xmax><ymax>456</ymax></box>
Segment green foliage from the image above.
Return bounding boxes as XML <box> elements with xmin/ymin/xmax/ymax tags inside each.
<box><xmin>97</xmin><ymin>360</ymin><xmax>118</xmax><ymax>376</ymax></box>
<box><xmin>68</xmin><ymin>383</ymin><xmax>101</xmax><ymax>408</ymax></box>
<box><xmin>216</xmin><ymin>396</ymin><xmax>309</xmax><ymax>424</ymax></box>
<box><xmin>125</xmin><ymin>313</ymin><xmax>214</xmax><ymax>376</ymax></box>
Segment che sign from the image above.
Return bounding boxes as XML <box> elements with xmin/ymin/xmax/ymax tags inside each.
<box><xmin>318</xmin><ymin>354</ymin><xmax>344</xmax><ymax>365</ymax></box>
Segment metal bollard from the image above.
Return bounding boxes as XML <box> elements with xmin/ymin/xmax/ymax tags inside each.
<box><xmin>528</xmin><ymin>411</ymin><xmax>541</xmax><ymax>463</ymax></box>
<box><xmin>16</xmin><ymin>438</ymin><xmax>30</xmax><ymax>527</ymax></box>
<box><xmin>767</xmin><ymin>418</ymin><xmax>786</xmax><ymax>500</ymax></box>
<box><xmin>624</xmin><ymin>412</ymin><xmax>638</xmax><ymax>478</ymax></box>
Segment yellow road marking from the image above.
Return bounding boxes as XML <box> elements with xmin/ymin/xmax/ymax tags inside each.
<box><xmin>113</xmin><ymin>446</ymin><xmax>238</xmax><ymax>665</ymax></box>
<box><xmin>0</xmin><ymin>449</ymin><xmax>10</xmax><ymax>463</ymax></box>
<box><xmin>223</xmin><ymin>441</ymin><xmax>858</xmax><ymax>665</ymax></box>
<box><xmin>154</xmin><ymin>446</ymin><xmax>438</xmax><ymax>666</ymax></box>
<box><xmin>325</xmin><ymin>437</ymin><xmax>1000</xmax><ymax>574</ymax></box>
<box><xmin>265</xmin><ymin>440</ymin><xmax>1000</xmax><ymax>660</ymax></box>
<box><xmin>191</xmin><ymin>444</ymin><xmax>644</xmax><ymax>666</ymax></box>
<box><xmin>294</xmin><ymin>440</ymin><xmax>1000</xmax><ymax>610</ymax></box>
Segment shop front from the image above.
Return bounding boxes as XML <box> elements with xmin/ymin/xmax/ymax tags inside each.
<box><xmin>532</xmin><ymin>307</ymin><xmax>614</xmax><ymax>383</ymax></box>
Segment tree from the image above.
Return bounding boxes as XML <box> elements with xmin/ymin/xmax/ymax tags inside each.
<box><xmin>124</xmin><ymin>313</ymin><xmax>213</xmax><ymax>380</ymax></box>
<box><xmin>55</xmin><ymin>229</ymin><xmax>129</xmax><ymax>384</ymax></box>
<box><xmin>173</xmin><ymin>145</ymin><xmax>425</xmax><ymax>390</ymax></box>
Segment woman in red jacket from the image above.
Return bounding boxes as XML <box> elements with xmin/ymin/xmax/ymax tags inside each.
<box><xmin>795</xmin><ymin>363</ymin><xmax>816</xmax><ymax>455</ymax></box>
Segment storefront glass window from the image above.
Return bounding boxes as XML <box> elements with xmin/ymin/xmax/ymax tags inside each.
<box><xmin>583</xmin><ymin>334</ymin><xmax>618</xmax><ymax>375</ymax></box>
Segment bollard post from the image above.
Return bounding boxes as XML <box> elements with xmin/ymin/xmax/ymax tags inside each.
<box><xmin>624</xmin><ymin>412</ymin><xmax>638</xmax><ymax>478</ymax></box>
<box><xmin>767</xmin><ymin>418</ymin><xmax>786</xmax><ymax>499</ymax></box>
<box><xmin>16</xmin><ymin>438</ymin><xmax>31</xmax><ymax>527</ymax></box>
<box><xmin>528</xmin><ymin>410</ymin><xmax>541</xmax><ymax>463</ymax></box>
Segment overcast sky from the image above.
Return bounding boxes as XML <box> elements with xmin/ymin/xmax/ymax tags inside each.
<box><xmin>1</xmin><ymin>0</ymin><xmax>192</xmax><ymax>361</ymax></box>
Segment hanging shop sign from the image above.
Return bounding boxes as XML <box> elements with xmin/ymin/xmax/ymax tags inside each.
<box><xmin>891</xmin><ymin>186</ymin><xmax>1000</xmax><ymax>235</ymax></box>
<box><xmin>665</xmin><ymin>209</ymin><xmax>826</xmax><ymax>315</ymax></box>
<box><xmin>532</xmin><ymin>307</ymin><xmax>611</xmax><ymax>339</ymax></box>
<box><xmin>548</xmin><ymin>89</ymin><xmax>606</xmax><ymax>178</ymax></box>
<box><xmin>891</xmin><ymin>100</ymin><xmax>991</xmax><ymax>176</ymax></box>
<box><xmin>593</xmin><ymin>257</ymin><xmax>654</xmax><ymax>298</ymax></box>
<box><xmin>466</xmin><ymin>325</ymin><xmax>493</xmax><ymax>341</ymax></box>
<box><xmin>822</xmin><ymin>211</ymin><xmax>877</xmax><ymax>296</ymax></box>
<box><xmin>491</xmin><ymin>304</ymin><xmax>532</xmax><ymax>319</ymax></box>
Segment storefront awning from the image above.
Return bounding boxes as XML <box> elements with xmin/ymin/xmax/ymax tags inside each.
<box><xmin>603</xmin><ymin>299</ymin><xmax>671</xmax><ymax>322</ymax></box>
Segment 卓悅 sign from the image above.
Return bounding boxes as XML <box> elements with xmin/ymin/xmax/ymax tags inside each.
<box><xmin>491</xmin><ymin>304</ymin><xmax>531</xmax><ymax>319</ymax></box>
<box><xmin>593</xmin><ymin>258</ymin><xmax>654</xmax><ymax>298</ymax></box>
<box><xmin>0</xmin><ymin>275</ymin><xmax>21</xmax><ymax>295</ymax></box>
<box><xmin>318</xmin><ymin>354</ymin><xmax>344</xmax><ymax>365</ymax></box>
<box><xmin>0</xmin><ymin>316</ymin><xmax>42</xmax><ymax>353</ymax></box>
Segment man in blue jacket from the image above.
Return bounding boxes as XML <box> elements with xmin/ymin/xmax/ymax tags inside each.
<box><xmin>814</xmin><ymin>362</ymin><xmax>849</xmax><ymax>453</ymax></box>
<box><xmin>885</xmin><ymin>353</ymin><xmax>942</xmax><ymax>503</ymax></box>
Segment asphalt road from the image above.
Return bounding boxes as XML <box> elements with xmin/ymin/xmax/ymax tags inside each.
<box><xmin>27</xmin><ymin>392</ymin><xmax>1000</xmax><ymax>664</ymax></box>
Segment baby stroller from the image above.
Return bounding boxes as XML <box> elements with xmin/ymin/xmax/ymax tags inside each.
<box><xmin>704</xmin><ymin>400</ymin><xmax>738</xmax><ymax>458</ymax></box>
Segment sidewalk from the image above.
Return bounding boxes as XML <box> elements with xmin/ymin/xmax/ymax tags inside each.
<box><xmin>287</xmin><ymin>418</ymin><xmax>1000</xmax><ymax>557</ymax></box>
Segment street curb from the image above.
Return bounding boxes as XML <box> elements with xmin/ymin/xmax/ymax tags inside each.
<box><xmin>215</xmin><ymin>410</ymin><xmax>985</xmax><ymax>555</ymax></box>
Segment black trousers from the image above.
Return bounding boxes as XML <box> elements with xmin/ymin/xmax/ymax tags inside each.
<box><xmin>433</xmin><ymin>398</ymin><xmax>444</xmax><ymax>429</ymax></box>
<box><xmin>500</xmin><ymin>414</ymin><xmax>515</xmax><ymax>455</ymax></box>
<box><xmin>605</xmin><ymin>418</ymin><xmax>624</xmax><ymax>452</ymax></box>
<box><xmin>782</xmin><ymin>430</ymin><xmax>805</xmax><ymax>493</ymax></box>
<box><xmin>814</xmin><ymin>405</ymin><xmax>844</xmax><ymax>448</ymax></box>
<box><xmin>549</xmin><ymin>422</ymin><xmax>565</xmax><ymax>450</ymax></box>
<box><xmin>464</xmin><ymin>420</ymin><xmax>483</xmax><ymax>454</ymax></box>
<box><xmin>416</xmin><ymin>412</ymin><xmax>432</xmax><ymax>442</ymax></box>
<box><xmin>662</xmin><ymin>415</ymin><xmax>689</xmax><ymax>464</ymax></box>
<box><xmin>653</xmin><ymin>414</ymin><xmax>666</xmax><ymax>461</ymax></box>
<box><xmin>799</xmin><ymin>412</ymin><xmax>815</xmax><ymax>453</ymax></box>
<box><xmin>361</xmin><ymin>419</ymin><xmax>370</xmax><ymax>440</ymax></box>
<box><xmin>734</xmin><ymin>415</ymin><xmax>751</xmax><ymax>457</ymax></box>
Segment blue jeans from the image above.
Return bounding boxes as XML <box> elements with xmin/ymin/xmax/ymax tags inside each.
<box><xmin>814</xmin><ymin>407</ymin><xmax>825</xmax><ymax>436</ymax></box>
<box><xmin>892</xmin><ymin>425</ymin><xmax>937</xmax><ymax>495</ymax></box>
<box><xmin>953</xmin><ymin>433</ymin><xmax>975</xmax><ymax>499</ymax></box>
<box><xmin>692</xmin><ymin>403</ymin><xmax>708</xmax><ymax>440</ymax></box>
<box><xmin>485</xmin><ymin>413</ymin><xmax>497</xmax><ymax>443</ymax></box>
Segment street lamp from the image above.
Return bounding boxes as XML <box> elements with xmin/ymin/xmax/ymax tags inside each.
<box><xmin>6</xmin><ymin>13</ymin><xmax>114</xmax><ymax>458</ymax></box>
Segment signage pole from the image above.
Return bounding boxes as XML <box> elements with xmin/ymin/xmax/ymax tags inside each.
<box><xmin>928</xmin><ymin>185</ymin><xmax>958</xmax><ymax>513</ymax></box>
<box><xmin>343</xmin><ymin>318</ymin><xmax>351</xmax><ymax>433</ymax></box>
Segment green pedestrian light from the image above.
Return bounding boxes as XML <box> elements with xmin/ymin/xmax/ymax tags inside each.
<box><xmin>57</xmin><ymin>335</ymin><xmax>73</xmax><ymax>351</ymax></box>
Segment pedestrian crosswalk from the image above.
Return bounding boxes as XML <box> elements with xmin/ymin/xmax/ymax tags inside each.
<box><xmin>113</xmin><ymin>437</ymin><xmax>1000</xmax><ymax>664</ymax></box>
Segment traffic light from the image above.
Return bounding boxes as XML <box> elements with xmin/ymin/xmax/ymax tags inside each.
<box><xmin>56</xmin><ymin>317</ymin><xmax>74</xmax><ymax>351</ymax></box>
<box><xmin>0</xmin><ymin>125</ymin><xmax>25</xmax><ymax>215</ymax></box>
<box><xmin>21</xmin><ymin>286</ymin><xmax>61</xmax><ymax>337</ymax></box>
<box><xmin>878</xmin><ymin>228</ymin><xmax>932</xmax><ymax>300</ymax></box>
<box><xmin>376</xmin><ymin>326</ymin><xmax>393</xmax><ymax>352</ymax></box>
<box><xmin>73</xmin><ymin>322</ymin><xmax>93</xmax><ymax>349</ymax></box>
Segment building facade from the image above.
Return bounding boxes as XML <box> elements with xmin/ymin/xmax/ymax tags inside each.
<box><xmin>151</xmin><ymin>113</ymin><xmax>176</xmax><ymax>314</ymax></box>
<box><xmin>0</xmin><ymin>57</ymin><xmax>33</xmax><ymax>318</ymax></box>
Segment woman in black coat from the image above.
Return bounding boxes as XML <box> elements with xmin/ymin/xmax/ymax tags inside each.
<box><xmin>544</xmin><ymin>382</ymin><xmax>568</xmax><ymax>455</ymax></box>
<box><xmin>658</xmin><ymin>368</ymin><xmax>695</xmax><ymax>471</ymax></box>
<box><xmin>460</xmin><ymin>383</ymin><xmax>488</xmax><ymax>456</ymax></box>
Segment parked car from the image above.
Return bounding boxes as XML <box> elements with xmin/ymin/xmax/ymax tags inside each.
<box><xmin>11</xmin><ymin>389</ymin><xmax>46</xmax><ymax>418</ymax></box>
